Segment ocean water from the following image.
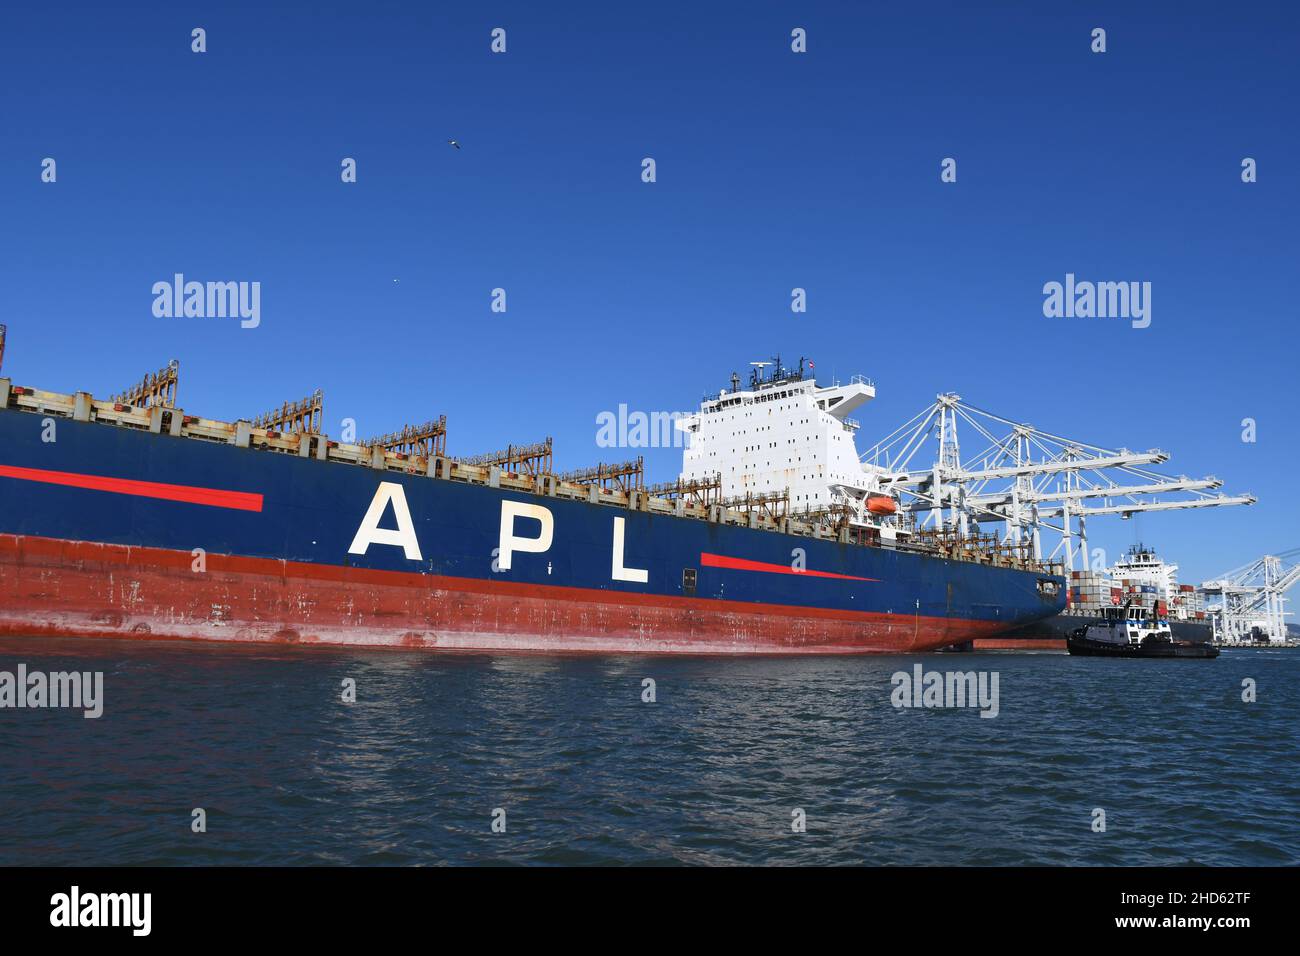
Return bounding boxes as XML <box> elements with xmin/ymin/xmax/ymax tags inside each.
<box><xmin>0</xmin><ymin>636</ymin><xmax>1295</xmax><ymax>866</ymax></box>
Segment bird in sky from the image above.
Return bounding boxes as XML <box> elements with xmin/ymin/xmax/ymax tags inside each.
<box><xmin>448</xmin><ymin>139</ymin><xmax>460</xmax><ymax>149</ymax></box>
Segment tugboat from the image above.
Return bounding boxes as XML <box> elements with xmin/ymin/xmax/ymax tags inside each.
<box><xmin>1066</xmin><ymin>602</ymin><xmax>1220</xmax><ymax>659</ymax></box>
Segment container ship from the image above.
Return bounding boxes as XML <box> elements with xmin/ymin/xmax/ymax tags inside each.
<box><xmin>973</xmin><ymin>544</ymin><xmax>1211</xmax><ymax>650</ymax></box>
<box><xmin>0</xmin><ymin>344</ymin><xmax>1065</xmax><ymax>654</ymax></box>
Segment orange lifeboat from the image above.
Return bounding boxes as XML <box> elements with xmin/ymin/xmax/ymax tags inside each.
<box><xmin>866</xmin><ymin>495</ymin><xmax>897</xmax><ymax>515</ymax></box>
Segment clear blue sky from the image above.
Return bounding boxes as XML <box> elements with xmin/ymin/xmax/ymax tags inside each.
<box><xmin>1</xmin><ymin>1</ymin><xmax>1296</xmax><ymax>583</ymax></box>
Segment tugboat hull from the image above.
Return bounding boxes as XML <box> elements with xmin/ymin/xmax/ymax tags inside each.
<box><xmin>1066</xmin><ymin>633</ymin><xmax>1220</xmax><ymax>659</ymax></box>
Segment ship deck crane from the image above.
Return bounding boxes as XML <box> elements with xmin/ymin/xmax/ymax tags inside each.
<box><xmin>112</xmin><ymin>360</ymin><xmax>180</xmax><ymax>409</ymax></box>
<box><xmin>861</xmin><ymin>393</ymin><xmax>1255</xmax><ymax>572</ymax></box>
<box><xmin>645</xmin><ymin>473</ymin><xmax>723</xmax><ymax>507</ymax></box>
<box><xmin>556</xmin><ymin>457</ymin><xmax>645</xmax><ymax>494</ymax></box>
<box><xmin>455</xmin><ymin>437</ymin><xmax>553</xmax><ymax>477</ymax></box>
<box><xmin>252</xmin><ymin>389</ymin><xmax>325</xmax><ymax>435</ymax></box>
<box><xmin>363</xmin><ymin>416</ymin><xmax>448</xmax><ymax>458</ymax></box>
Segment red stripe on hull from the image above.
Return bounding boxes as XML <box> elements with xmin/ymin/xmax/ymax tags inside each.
<box><xmin>0</xmin><ymin>534</ymin><xmax>1013</xmax><ymax>655</ymax></box>
<box><xmin>0</xmin><ymin>465</ymin><xmax>263</xmax><ymax>512</ymax></box>
<box><xmin>699</xmin><ymin>551</ymin><xmax>879</xmax><ymax>581</ymax></box>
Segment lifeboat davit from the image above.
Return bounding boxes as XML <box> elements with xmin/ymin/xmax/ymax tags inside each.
<box><xmin>866</xmin><ymin>495</ymin><xmax>897</xmax><ymax>515</ymax></box>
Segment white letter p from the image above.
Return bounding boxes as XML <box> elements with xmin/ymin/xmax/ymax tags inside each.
<box><xmin>497</xmin><ymin>501</ymin><xmax>554</xmax><ymax>571</ymax></box>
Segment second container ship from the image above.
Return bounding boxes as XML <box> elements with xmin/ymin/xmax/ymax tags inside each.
<box><xmin>976</xmin><ymin>544</ymin><xmax>1212</xmax><ymax>649</ymax></box>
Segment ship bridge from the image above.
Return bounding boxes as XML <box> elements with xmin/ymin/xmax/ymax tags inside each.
<box><xmin>678</xmin><ymin>357</ymin><xmax>884</xmax><ymax>517</ymax></box>
<box><xmin>812</xmin><ymin>375</ymin><xmax>875</xmax><ymax>424</ymax></box>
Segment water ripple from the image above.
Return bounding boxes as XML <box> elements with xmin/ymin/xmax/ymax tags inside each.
<box><xmin>0</xmin><ymin>638</ymin><xmax>1296</xmax><ymax>865</ymax></box>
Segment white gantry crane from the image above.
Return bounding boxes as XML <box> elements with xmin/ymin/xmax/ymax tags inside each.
<box><xmin>860</xmin><ymin>393</ymin><xmax>1255</xmax><ymax>572</ymax></box>
<box><xmin>1199</xmin><ymin>549</ymin><xmax>1300</xmax><ymax>644</ymax></box>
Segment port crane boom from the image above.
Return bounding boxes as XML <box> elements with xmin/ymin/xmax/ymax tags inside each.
<box><xmin>1035</xmin><ymin>495</ymin><xmax>1256</xmax><ymax>518</ymax></box>
<box><xmin>964</xmin><ymin>478</ymin><xmax>1222</xmax><ymax>508</ymax></box>
<box><xmin>1199</xmin><ymin>549</ymin><xmax>1300</xmax><ymax>643</ymax></box>
<box><xmin>886</xmin><ymin>450</ymin><xmax>1169</xmax><ymax>485</ymax></box>
<box><xmin>863</xmin><ymin>393</ymin><xmax>1254</xmax><ymax>572</ymax></box>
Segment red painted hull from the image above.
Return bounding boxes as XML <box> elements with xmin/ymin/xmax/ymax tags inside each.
<box><xmin>0</xmin><ymin>534</ymin><xmax>1011</xmax><ymax>655</ymax></box>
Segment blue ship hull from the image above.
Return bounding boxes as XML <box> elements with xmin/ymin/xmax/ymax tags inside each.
<box><xmin>0</xmin><ymin>407</ymin><xmax>1065</xmax><ymax>653</ymax></box>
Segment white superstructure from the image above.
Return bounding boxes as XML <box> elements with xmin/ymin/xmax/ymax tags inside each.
<box><xmin>677</xmin><ymin>357</ymin><xmax>906</xmax><ymax>536</ymax></box>
<box><xmin>1110</xmin><ymin>545</ymin><xmax>1180</xmax><ymax>604</ymax></box>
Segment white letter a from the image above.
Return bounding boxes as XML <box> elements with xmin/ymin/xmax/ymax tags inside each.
<box><xmin>349</xmin><ymin>481</ymin><xmax>422</xmax><ymax>560</ymax></box>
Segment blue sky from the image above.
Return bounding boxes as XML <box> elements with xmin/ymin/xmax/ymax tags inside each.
<box><xmin>1</xmin><ymin>1</ymin><xmax>1296</xmax><ymax>582</ymax></box>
